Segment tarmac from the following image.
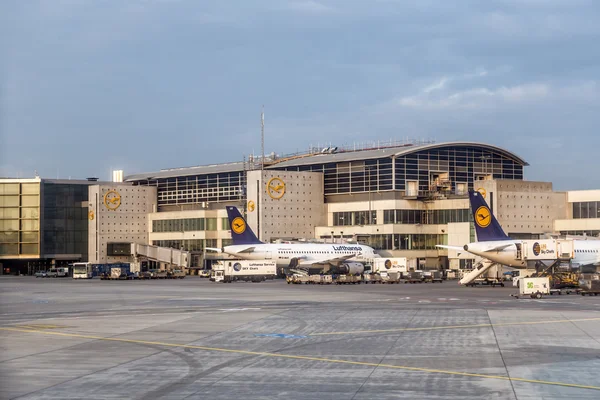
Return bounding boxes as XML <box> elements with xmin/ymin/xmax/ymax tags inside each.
<box><xmin>1</xmin><ymin>276</ymin><xmax>600</xmax><ymax>400</ymax></box>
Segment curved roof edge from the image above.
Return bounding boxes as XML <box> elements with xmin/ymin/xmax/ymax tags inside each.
<box><xmin>393</xmin><ymin>141</ymin><xmax>529</xmax><ymax>166</ymax></box>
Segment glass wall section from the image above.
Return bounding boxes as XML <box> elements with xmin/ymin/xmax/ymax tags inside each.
<box><xmin>281</xmin><ymin>158</ymin><xmax>393</xmax><ymax>195</ymax></box>
<box><xmin>153</xmin><ymin>239</ymin><xmax>207</xmax><ymax>251</ymax></box>
<box><xmin>0</xmin><ymin>182</ymin><xmax>41</xmax><ymax>256</ymax></box>
<box><xmin>394</xmin><ymin>146</ymin><xmax>525</xmax><ymax>196</ymax></box>
<box><xmin>132</xmin><ymin>171</ymin><xmax>246</xmax><ymax>207</ymax></box>
<box><xmin>333</xmin><ymin>212</ymin><xmax>353</xmax><ymax>226</ymax></box>
<box><xmin>353</xmin><ymin>211</ymin><xmax>377</xmax><ymax>225</ymax></box>
<box><xmin>381</xmin><ymin>209</ymin><xmax>470</xmax><ymax>224</ymax></box>
<box><xmin>573</xmin><ymin>202</ymin><xmax>600</xmax><ymax>219</ymax></box>
<box><xmin>42</xmin><ymin>183</ymin><xmax>88</xmax><ymax>259</ymax></box>
<box><xmin>152</xmin><ymin>218</ymin><xmax>207</xmax><ymax>232</ymax></box>
<box><xmin>361</xmin><ymin>234</ymin><xmax>448</xmax><ymax>250</ymax></box>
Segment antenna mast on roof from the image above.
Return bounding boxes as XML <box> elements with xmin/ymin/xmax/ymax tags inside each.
<box><xmin>261</xmin><ymin>105</ymin><xmax>265</xmax><ymax>171</ymax></box>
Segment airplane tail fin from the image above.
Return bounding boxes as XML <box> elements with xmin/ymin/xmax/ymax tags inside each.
<box><xmin>469</xmin><ymin>190</ymin><xmax>510</xmax><ymax>242</ymax></box>
<box><xmin>226</xmin><ymin>206</ymin><xmax>263</xmax><ymax>245</ymax></box>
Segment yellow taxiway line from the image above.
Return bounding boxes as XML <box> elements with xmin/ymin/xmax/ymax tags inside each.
<box><xmin>309</xmin><ymin>316</ymin><xmax>600</xmax><ymax>336</ymax></box>
<box><xmin>1</xmin><ymin>326</ymin><xmax>599</xmax><ymax>391</ymax></box>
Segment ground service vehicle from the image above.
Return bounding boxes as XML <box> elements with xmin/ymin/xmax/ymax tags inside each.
<box><xmin>515</xmin><ymin>277</ymin><xmax>550</xmax><ymax>299</ymax></box>
<box><xmin>210</xmin><ymin>260</ymin><xmax>277</xmax><ymax>283</ymax></box>
<box><xmin>370</xmin><ymin>258</ymin><xmax>408</xmax><ymax>275</ymax></box>
<box><xmin>48</xmin><ymin>267</ymin><xmax>69</xmax><ymax>277</ymax></box>
<box><xmin>72</xmin><ymin>263</ymin><xmax>93</xmax><ymax>279</ymax></box>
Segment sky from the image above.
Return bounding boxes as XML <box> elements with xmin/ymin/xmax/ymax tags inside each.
<box><xmin>1</xmin><ymin>0</ymin><xmax>599</xmax><ymax>190</ymax></box>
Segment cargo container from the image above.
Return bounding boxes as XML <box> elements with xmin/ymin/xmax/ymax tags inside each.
<box><xmin>210</xmin><ymin>260</ymin><xmax>277</xmax><ymax>283</ymax></box>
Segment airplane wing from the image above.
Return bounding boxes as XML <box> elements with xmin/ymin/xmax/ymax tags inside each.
<box><xmin>205</xmin><ymin>247</ymin><xmax>222</xmax><ymax>253</ymax></box>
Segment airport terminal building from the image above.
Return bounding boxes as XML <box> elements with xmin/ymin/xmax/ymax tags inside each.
<box><xmin>2</xmin><ymin>140</ymin><xmax>600</xmax><ymax>274</ymax></box>
<box><xmin>123</xmin><ymin>140</ymin><xmax>574</xmax><ymax>270</ymax></box>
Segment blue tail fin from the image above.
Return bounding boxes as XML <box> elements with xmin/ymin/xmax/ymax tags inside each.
<box><xmin>468</xmin><ymin>190</ymin><xmax>510</xmax><ymax>242</ymax></box>
<box><xmin>226</xmin><ymin>206</ymin><xmax>263</xmax><ymax>245</ymax></box>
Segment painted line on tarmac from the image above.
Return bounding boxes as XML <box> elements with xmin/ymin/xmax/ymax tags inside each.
<box><xmin>0</xmin><ymin>326</ymin><xmax>598</xmax><ymax>392</ymax></box>
<box><xmin>309</xmin><ymin>317</ymin><xmax>600</xmax><ymax>336</ymax></box>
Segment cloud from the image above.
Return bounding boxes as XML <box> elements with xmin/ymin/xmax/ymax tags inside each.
<box><xmin>287</xmin><ymin>1</ymin><xmax>334</xmax><ymax>14</ymax></box>
<box><xmin>422</xmin><ymin>77</ymin><xmax>448</xmax><ymax>93</ymax></box>
<box><xmin>396</xmin><ymin>83</ymin><xmax>551</xmax><ymax>110</ymax></box>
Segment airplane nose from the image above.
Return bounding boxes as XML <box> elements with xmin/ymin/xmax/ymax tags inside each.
<box><xmin>463</xmin><ymin>245</ymin><xmax>469</xmax><ymax>251</ymax></box>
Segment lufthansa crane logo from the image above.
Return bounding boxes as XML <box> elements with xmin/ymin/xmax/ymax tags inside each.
<box><xmin>477</xmin><ymin>188</ymin><xmax>487</xmax><ymax>198</ymax></box>
<box><xmin>384</xmin><ymin>259</ymin><xmax>392</xmax><ymax>269</ymax></box>
<box><xmin>248</xmin><ymin>200</ymin><xmax>256</xmax><ymax>212</ymax></box>
<box><xmin>532</xmin><ymin>242</ymin><xmax>541</xmax><ymax>256</ymax></box>
<box><xmin>267</xmin><ymin>177</ymin><xmax>286</xmax><ymax>199</ymax></box>
<box><xmin>475</xmin><ymin>206</ymin><xmax>491</xmax><ymax>228</ymax></box>
<box><xmin>231</xmin><ymin>217</ymin><xmax>246</xmax><ymax>234</ymax></box>
<box><xmin>103</xmin><ymin>190</ymin><xmax>121</xmax><ymax>210</ymax></box>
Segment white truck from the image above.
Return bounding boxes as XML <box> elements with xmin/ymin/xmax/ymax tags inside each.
<box><xmin>210</xmin><ymin>260</ymin><xmax>277</xmax><ymax>283</ymax></box>
<box><xmin>514</xmin><ymin>277</ymin><xmax>550</xmax><ymax>299</ymax></box>
<box><xmin>370</xmin><ymin>258</ymin><xmax>408</xmax><ymax>275</ymax></box>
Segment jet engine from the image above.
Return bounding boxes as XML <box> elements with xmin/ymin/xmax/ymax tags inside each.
<box><xmin>338</xmin><ymin>262</ymin><xmax>365</xmax><ymax>275</ymax></box>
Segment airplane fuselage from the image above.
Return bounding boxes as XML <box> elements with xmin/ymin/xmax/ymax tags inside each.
<box><xmin>222</xmin><ymin>243</ymin><xmax>377</xmax><ymax>268</ymax></box>
<box><xmin>463</xmin><ymin>239</ymin><xmax>600</xmax><ymax>268</ymax></box>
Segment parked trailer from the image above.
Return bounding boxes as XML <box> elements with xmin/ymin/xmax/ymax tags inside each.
<box><xmin>579</xmin><ymin>276</ymin><xmax>600</xmax><ymax>296</ymax></box>
<box><xmin>335</xmin><ymin>275</ymin><xmax>362</xmax><ymax>284</ymax></box>
<box><xmin>512</xmin><ymin>277</ymin><xmax>550</xmax><ymax>299</ymax></box>
<box><xmin>210</xmin><ymin>260</ymin><xmax>277</xmax><ymax>283</ymax></box>
<box><xmin>287</xmin><ymin>274</ymin><xmax>332</xmax><ymax>285</ymax></box>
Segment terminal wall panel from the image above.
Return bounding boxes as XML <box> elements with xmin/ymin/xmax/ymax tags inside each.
<box><xmin>247</xmin><ymin>170</ymin><xmax>325</xmax><ymax>242</ymax></box>
<box><xmin>88</xmin><ymin>185</ymin><xmax>156</xmax><ymax>264</ymax></box>
<box><xmin>475</xmin><ymin>180</ymin><xmax>566</xmax><ymax>237</ymax></box>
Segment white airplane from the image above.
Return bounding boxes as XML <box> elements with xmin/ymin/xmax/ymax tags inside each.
<box><xmin>439</xmin><ymin>190</ymin><xmax>600</xmax><ymax>268</ymax></box>
<box><xmin>207</xmin><ymin>206</ymin><xmax>378</xmax><ymax>274</ymax></box>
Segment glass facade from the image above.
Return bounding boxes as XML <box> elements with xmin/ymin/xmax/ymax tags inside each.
<box><xmin>0</xmin><ymin>182</ymin><xmax>40</xmax><ymax>256</ymax></box>
<box><xmin>394</xmin><ymin>146</ymin><xmax>523</xmax><ymax>195</ymax></box>
<box><xmin>132</xmin><ymin>172</ymin><xmax>245</xmax><ymax>207</ymax></box>
<box><xmin>358</xmin><ymin>234</ymin><xmax>448</xmax><ymax>250</ymax></box>
<box><xmin>152</xmin><ymin>239</ymin><xmax>218</xmax><ymax>252</ymax></box>
<box><xmin>278</xmin><ymin>145</ymin><xmax>524</xmax><ymax>196</ymax></box>
<box><xmin>152</xmin><ymin>217</ymin><xmax>225</xmax><ymax>232</ymax></box>
<box><xmin>41</xmin><ymin>183</ymin><xmax>89</xmax><ymax>259</ymax></box>
<box><xmin>383</xmin><ymin>209</ymin><xmax>471</xmax><ymax>224</ymax></box>
<box><xmin>333</xmin><ymin>211</ymin><xmax>377</xmax><ymax>226</ymax></box>
<box><xmin>572</xmin><ymin>202</ymin><xmax>600</xmax><ymax>219</ymax></box>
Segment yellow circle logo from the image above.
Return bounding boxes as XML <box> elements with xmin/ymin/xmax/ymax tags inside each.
<box><xmin>267</xmin><ymin>177</ymin><xmax>286</xmax><ymax>199</ymax></box>
<box><xmin>477</xmin><ymin>188</ymin><xmax>487</xmax><ymax>198</ymax></box>
<box><xmin>475</xmin><ymin>206</ymin><xmax>491</xmax><ymax>228</ymax></box>
<box><xmin>248</xmin><ymin>200</ymin><xmax>255</xmax><ymax>212</ymax></box>
<box><xmin>231</xmin><ymin>217</ymin><xmax>246</xmax><ymax>234</ymax></box>
<box><xmin>103</xmin><ymin>190</ymin><xmax>121</xmax><ymax>210</ymax></box>
<box><xmin>88</xmin><ymin>210</ymin><xmax>95</xmax><ymax>220</ymax></box>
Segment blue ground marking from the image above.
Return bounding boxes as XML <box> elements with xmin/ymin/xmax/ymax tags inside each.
<box><xmin>255</xmin><ymin>333</ymin><xmax>308</xmax><ymax>339</ymax></box>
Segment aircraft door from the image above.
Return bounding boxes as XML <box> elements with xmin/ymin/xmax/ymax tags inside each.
<box><xmin>265</xmin><ymin>251</ymin><xmax>272</xmax><ymax>259</ymax></box>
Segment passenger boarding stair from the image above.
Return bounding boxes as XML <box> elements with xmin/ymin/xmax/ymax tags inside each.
<box><xmin>459</xmin><ymin>259</ymin><xmax>498</xmax><ymax>285</ymax></box>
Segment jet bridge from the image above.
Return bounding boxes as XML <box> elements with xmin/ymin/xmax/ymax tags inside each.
<box><xmin>130</xmin><ymin>243</ymin><xmax>190</xmax><ymax>269</ymax></box>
